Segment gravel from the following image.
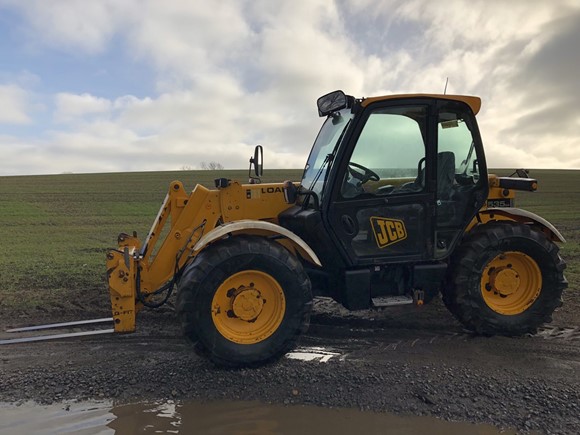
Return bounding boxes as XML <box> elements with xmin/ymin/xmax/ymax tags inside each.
<box><xmin>1</xmin><ymin>298</ymin><xmax>579</xmax><ymax>434</ymax></box>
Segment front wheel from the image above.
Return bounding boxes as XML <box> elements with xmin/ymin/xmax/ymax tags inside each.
<box><xmin>176</xmin><ymin>236</ymin><xmax>312</xmax><ymax>367</ymax></box>
<box><xmin>444</xmin><ymin>222</ymin><xmax>567</xmax><ymax>335</ymax></box>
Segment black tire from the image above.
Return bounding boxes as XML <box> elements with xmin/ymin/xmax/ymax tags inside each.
<box><xmin>443</xmin><ymin>222</ymin><xmax>567</xmax><ymax>335</ymax></box>
<box><xmin>176</xmin><ymin>235</ymin><xmax>312</xmax><ymax>367</ymax></box>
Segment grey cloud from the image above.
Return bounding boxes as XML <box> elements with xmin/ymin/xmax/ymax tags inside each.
<box><xmin>505</xmin><ymin>12</ymin><xmax>580</xmax><ymax>136</ymax></box>
<box><xmin>337</xmin><ymin>1</ymin><xmax>424</xmax><ymax>58</ymax></box>
<box><xmin>2</xmin><ymin>0</ymin><xmax>580</xmax><ymax>174</ymax></box>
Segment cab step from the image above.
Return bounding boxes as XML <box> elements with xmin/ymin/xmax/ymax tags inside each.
<box><xmin>372</xmin><ymin>295</ymin><xmax>414</xmax><ymax>307</ymax></box>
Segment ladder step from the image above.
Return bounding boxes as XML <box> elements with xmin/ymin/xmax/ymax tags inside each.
<box><xmin>372</xmin><ymin>295</ymin><xmax>414</xmax><ymax>307</ymax></box>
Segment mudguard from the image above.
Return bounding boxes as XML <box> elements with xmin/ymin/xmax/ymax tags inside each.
<box><xmin>192</xmin><ymin>219</ymin><xmax>323</xmax><ymax>266</ymax></box>
<box><xmin>475</xmin><ymin>207</ymin><xmax>566</xmax><ymax>243</ymax></box>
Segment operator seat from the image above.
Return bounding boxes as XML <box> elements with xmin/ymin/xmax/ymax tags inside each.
<box><xmin>436</xmin><ymin>151</ymin><xmax>455</xmax><ymax>200</ymax></box>
<box><xmin>394</xmin><ymin>151</ymin><xmax>455</xmax><ymax>196</ymax></box>
<box><xmin>436</xmin><ymin>151</ymin><xmax>458</xmax><ymax>225</ymax></box>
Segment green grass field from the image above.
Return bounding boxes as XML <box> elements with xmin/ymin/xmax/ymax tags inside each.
<box><xmin>0</xmin><ymin>169</ymin><xmax>301</xmax><ymax>316</ymax></box>
<box><xmin>0</xmin><ymin>169</ymin><xmax>578</xmax><ymax>318</ymax></box>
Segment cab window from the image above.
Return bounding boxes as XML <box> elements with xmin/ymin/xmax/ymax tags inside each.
<box><xmin>342</xmin><ymin>106</ymin><xmax>427</xmax><ymax>198</ymax></box>
<box><xmin>438</xmin><ymin>108</ymin><xmax>479</xmax><ymax>185</ymax></box>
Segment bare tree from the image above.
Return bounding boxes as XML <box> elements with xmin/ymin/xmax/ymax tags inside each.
<box><xmin>200</xmin><ymin>161</ymin><xmax>224</xmax><ymax>170</ymax></box>
<box><xmin>180</xmin><ymin>165</ymin><xmax>193</xmax><ymax>170</ymax></box>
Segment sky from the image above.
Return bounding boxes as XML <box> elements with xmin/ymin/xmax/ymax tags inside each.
<box><xmin>0</xmin><ymin>0</ymin><xmax>579</xmax><ymax>176</ymax></box>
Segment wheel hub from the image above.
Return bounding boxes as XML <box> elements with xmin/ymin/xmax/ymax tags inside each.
<box><xmin>490</xmin><ymin>267</ymin><xmax>520</xmax><ymax>296</ymax></box>
<box><xmin>211</xmin><ymin>270</ymin><xmax>286</xmax><ymax>344</ymax></box>
<box><xmin>481</xmin><ymin>251</ymin><xmax>542</xmax><ymax>315</ymax></box>
<box><xmin>231</xmin><ymin>288</ymin><xmax>263</xmax><ymax>321</ymax></box>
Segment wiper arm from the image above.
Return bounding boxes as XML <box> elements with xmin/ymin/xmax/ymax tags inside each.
<box><xmin>459</xmin><ymin>140</ymin><xmax>475</xmax><ymax>174</ymax></box>
<box><xmin>308</xmin><ymin>153</ymin><xmax>333</xmax><ymax>192</ymax></box>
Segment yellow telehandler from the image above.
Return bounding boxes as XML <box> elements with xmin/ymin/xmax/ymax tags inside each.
<box><xmin>106</xmin><ymin>90</ymin><xmax>567</xmax><ymax>366</ymax></box>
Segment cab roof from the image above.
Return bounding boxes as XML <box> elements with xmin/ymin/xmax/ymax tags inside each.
<box><xmin>361</xmin><ymin>94</ymin><xmax>481</xmax><ymax>115</ymax></box>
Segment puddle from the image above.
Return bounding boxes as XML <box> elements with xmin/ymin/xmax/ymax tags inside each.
<box><xmin>286</xmin><ymin>346</ymin><xmax>341</xmax><ymax>362</ymax></box>
<box><xmin>0</xmin><ymin>400</ymin><xmax>516</xmax><ymax>434</ymax></box>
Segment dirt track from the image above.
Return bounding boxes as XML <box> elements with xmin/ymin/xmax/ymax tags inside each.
<box><xmin>1</xmin><ymin>293</ymin><xmax>579</xmax><ymax>435</ymax></box>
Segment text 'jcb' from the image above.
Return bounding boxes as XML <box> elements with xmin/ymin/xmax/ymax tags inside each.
<box><xmin>370</xmin><ymin>217</ymin><xmax>407</xmax><ymax>248</ymax></box>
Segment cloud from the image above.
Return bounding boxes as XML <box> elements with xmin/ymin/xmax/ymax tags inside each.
<box><xmin>0</xmin><ymin>84</ymin><xmax>31</xmax><ymax>124</ymax></box>
<box><xmin>124</xmin><ymin>0</ymin><xmax>252</xmax><ymax>82</ymax></box>
<box><xmin>0</xmin><ymin>0</ymin><xmax>579</xmax><ymax>175</ymax></box>
<box><xmin>0</xmin><ymin>0</ymin><xmax>123</xmax><ymax>54</ymax></box>
<box><xmin>504</xmin><ymin>12</ymin><xmax>580</xmax><ymax>136</ymax></box>
<box><xmin>355</xmin><ymin>0</ymin><xmax>580</xmax><ymax>169</ymax></box>
<box><xmin>54</xmin><ymin>93</ymin><xmax>112</xmax><ymax>122</ymax></box>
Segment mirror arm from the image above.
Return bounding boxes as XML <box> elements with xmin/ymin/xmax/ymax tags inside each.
<box><xmin>248</xmin><ymin>145</ymin><xmax>264</xmax><ymax>183</ymax></box>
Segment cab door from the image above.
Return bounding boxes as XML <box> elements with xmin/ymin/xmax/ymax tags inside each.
<box><xmin>433</xmin><ymin>99</ymin><xmax>488</xmax><ymax>258</ymax></box>
<box><xmin>325</xmin><ymin>102</ymin><xmax>436</xmax><ymax>266</ymax></box>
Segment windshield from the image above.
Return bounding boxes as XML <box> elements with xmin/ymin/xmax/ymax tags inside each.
<box><xmin>301</xmin><ymin>108</ymin><xmax>354</xmax><ymax>202</ymax></box>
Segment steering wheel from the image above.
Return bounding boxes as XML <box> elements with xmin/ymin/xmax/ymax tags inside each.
<box><xmin>348</xmin><ymin>162</ymin><xmax>380</xmax><ymax>184</ymax></box>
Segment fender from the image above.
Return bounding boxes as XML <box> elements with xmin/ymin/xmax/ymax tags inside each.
<box><xmin>192</xmin><ymin>219</ymin><xmax>322</xmax><ymax>267</ymax></box>
<box><xmin>471</xmin><ymin>207</ymin><xmax>566</xmax><ymax>243</ymax></box>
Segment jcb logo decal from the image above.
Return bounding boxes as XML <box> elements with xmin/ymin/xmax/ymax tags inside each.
<box><xmin>370</xmin><ymin>217</ymin><xmax>407</xmax><ymax>248</ymax></box>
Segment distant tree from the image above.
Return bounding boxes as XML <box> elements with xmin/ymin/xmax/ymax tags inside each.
<box><xmin>200</xmin><ymin>161</ymin><xmax>224</xmax><ymax>170</ymax></box>
<box><xmin>180</xmin><ymin>165</ymin><xmax>193</xmax><ymax>170</ymax></box>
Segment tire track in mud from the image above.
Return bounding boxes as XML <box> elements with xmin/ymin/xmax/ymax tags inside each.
<box><xmin>3</xmin><ymin>315</ymin><xmax>579</xmax><ymax>367</ymax></box>
<box><xmin>536</xmin><ymin>325</ymin><xmax>580</xmax><ymax>341</ymax></box>
<box><xmin>295</xmin><ymin>322</ymin><xmax>580</xmax><ymax>363</ymax></box>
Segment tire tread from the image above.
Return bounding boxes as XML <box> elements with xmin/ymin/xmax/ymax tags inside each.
<box><xmin>175</xmin><ymin>235</ymin><xmax>312</xmax><ymax>367</ymax></box>
<box><xmin>443</xmin><ymin>222</ymin><xmax>567</xmax><ymax>336</ymax></box>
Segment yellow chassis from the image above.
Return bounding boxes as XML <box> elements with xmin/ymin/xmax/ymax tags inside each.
<box><xmin>107</xmin><ymin>174</ymin><xmax>563</xmax><ymax>333</ymax></box>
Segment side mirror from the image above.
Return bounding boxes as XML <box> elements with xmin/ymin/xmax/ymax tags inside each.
<box><xmin>317</xmin><ymin>90</ymin><xmax>348</xmax><ymax>117</ymax></box>
<box><xmin>249</xmin><ymin>145</ymin><xmax>263</xmax><ymax>183</ymax></box>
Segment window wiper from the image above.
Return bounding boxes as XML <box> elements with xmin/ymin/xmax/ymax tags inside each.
<box><xmin>308</xmin><ymin>118</ymin><xmax>351</xmax><ymax>190</ymax></box>
<box><xmin>304</xmin><ymin>117</ymin><xmax>352</xmax><ymax>205</ymax></box>
<box><xmin>459</xmin><ymin>140</ymin><xmax>475</xmax><ymax>174</ymax></box>
<box><xmin>308</xmin><ymin>153</ymin><xmax>333</xmax><ymax>192</ymax></box>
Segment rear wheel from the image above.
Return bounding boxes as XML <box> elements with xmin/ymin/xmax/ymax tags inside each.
<box><xmin>176</xmin><ymin>235</ymin><xmax>312</xmax><ymax>367</ymax></box>
<box><xmin>444</xmin><ymin>222</ymin><xmax>567</xmax><ymax>335</ymax></box>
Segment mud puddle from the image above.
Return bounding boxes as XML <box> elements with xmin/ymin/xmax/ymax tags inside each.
<box><xmin>0</xmin><ymin>400</ymin><xmax>516</xmax><ymax>434</ymax></box>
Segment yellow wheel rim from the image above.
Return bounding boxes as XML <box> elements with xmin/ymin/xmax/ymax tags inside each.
<box><xmin>480</xmin><ymin>251</ymin><xmax>542</xmax><ymax>315</ymax></box>
<box><xmin>211</xmin><ymin>270</ymin><xmax>286</xmax><ymax>344</ymax></box>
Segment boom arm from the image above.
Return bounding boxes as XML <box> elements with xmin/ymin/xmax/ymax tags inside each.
<box><xmin>107</xmin><ymin>181</ymin><xmax>221</xmax><ymax>332</ymax></box>
<box><xmin>106</xmin><ymin>179</ymin><xmax>309</xmax><ymax>333</ymax></box>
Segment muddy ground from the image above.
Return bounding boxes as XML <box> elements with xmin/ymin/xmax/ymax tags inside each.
<box><xmin>1</xmin><ymin>291</ymin><xmax>579</xmax><ymax>434</ymax></box>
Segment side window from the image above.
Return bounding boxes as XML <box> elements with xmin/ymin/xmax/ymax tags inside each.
<box><xmin>436</xmin><ymin>103</ymin><xmax>482</xmax><ymax>231</ymax></box>
<box><xmin>438</xmin><ymin>108</ymin><xmax>479</xmax><ymax>186</ymax></box>
<box><xmin>342</xmin><ymin>106</ymin><xmax>427</xmax><ymax>198</ymax></box>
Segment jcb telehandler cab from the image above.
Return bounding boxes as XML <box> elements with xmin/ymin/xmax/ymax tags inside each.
<box><xmin>107</xmin><ymin>91</ymin><xmax>567</xmax><ymax>366</ymax></box>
